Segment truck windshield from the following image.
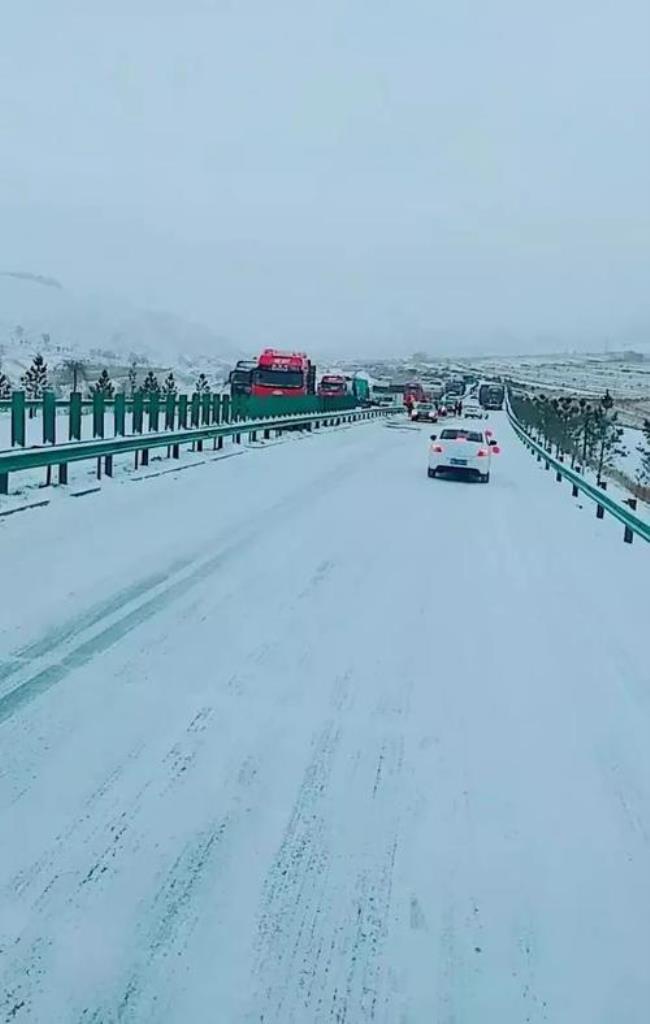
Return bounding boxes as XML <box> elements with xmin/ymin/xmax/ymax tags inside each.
<box><xmin>254</xmin><ymin>369</ymin><xmax>304</xmax><ymax>388</ymax></box>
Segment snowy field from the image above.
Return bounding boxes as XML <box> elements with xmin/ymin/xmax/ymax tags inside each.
<box><xmin>469</xmin><ymin>354</ymin><xmax>650</xmax><ymax>401</ymax></box>
<box><xmin>1</xmin><ymin>415</ymin><xmax>649</xmax><ymax>1023</ymax></box>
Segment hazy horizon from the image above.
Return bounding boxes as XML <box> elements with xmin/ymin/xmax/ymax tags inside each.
<box><xmin>2</xmin><ymin>1</ymin><xmax>649</xmax><ymax>357</ymax></box>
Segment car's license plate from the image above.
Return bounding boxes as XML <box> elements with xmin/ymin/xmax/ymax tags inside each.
<box><xmin>450</xmin><ymin>458</ymin><xmax>467</xmax><ymax>466</ymax></box>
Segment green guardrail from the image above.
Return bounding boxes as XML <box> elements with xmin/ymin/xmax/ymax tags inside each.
<box><xmin>0</xmin><ymin>391</ymin><xmax>363</xmax><ymax>450</ymax></box>
<box><xmin>507</xmin><ymin>404</ymin><xmax>650</xmax><ymax>545</ymax></box>
<box><xmin>0</xmin><ymin>406</ymin><xmax>396</xmax><ymax>496</ymax></box>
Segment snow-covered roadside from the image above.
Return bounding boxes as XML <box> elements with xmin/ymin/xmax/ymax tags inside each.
<box><xmin>0</xmin><ymin>417</ymin><xmax>367</xmax><ymax>517</ymax></box>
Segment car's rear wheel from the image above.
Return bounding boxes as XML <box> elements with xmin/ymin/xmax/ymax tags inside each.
<box><xmin>480</xmin><ymin>472</ymin><xmax>490</xmax><ymax>483</ymax></box>
<box><xmin>427</xmin><ymin>467</ymin><xmax>436</xmax><ymax>478</ymax></box>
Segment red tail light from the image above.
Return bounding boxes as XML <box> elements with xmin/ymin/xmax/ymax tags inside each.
<box><xmin>431</xmin><ymin>444</ymin><xmax>444</xmax><ymax>453</ymax></box>
<box><xmin>477</xmin><ymin>448</ymin><xmax>488</xmax><ymax>457</ymax></box>
<box><xmin>491</xmin><ymin>445</ymin><xmax>501</xmax><ymax>454</ymax></box>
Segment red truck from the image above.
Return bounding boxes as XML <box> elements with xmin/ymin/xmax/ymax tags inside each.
<box><xmin>403</xmin><ymin>382</ymin><xmax>426</xmax><ymax>409</ymax></box>
<box><xmin>251</xmin><ymin>349</ymin><xmax>316</xmax><ymax>397</ymax></box>
<box><xmin>317</xmin><ymin>374</ymin><xmax>349</xmax><ymax>398</ymax></box>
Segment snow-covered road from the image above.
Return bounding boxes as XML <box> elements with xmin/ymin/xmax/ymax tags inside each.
<box><xmin>1</xmin><ymin>416</ymin><xmax>649</xmax><ymax>1023</ymax></box>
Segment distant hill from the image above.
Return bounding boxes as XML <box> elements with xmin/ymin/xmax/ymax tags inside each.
<box><xmin>0</xmin><ymin>274</ymin><xmax>241</xmax><ymax>391</ymax></box>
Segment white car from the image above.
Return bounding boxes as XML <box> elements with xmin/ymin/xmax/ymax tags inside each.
<box><xmin>463</xmin><ymin>400</ymin><xmax>484</xmax><ymax>419</ymax></box>
<box><xmin>427</xmin><ymin>426</ymin><xmax>500</xmax><ymax>483</ymax></box>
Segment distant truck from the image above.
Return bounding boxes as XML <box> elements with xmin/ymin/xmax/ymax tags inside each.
<box><xmin>228</xmin><ymin>359</ymin><xmax>256</xmax><ymax>397</ymax></box>
<box><xmin>251</xmin><ymin>349</ymin><xmax>316</xmax><ymax>397</ymax></box>
<box><xmin>318</xmin><ymin>374</ymin><xmax>349</xmax><ymax>398</ymax></box>
<box><xmin>351</xmin><ymin>375</ymin><xmax>371</xmax><ymax>405</ymax></box>
<box><xmin>478</xmin><ymin>382</ymin><xmax>505</xmax><ymax>410</ymax></box>
<box><xmin>403</xmin><ymin>382</ymin><xmax>426</xmax><ymax>407</ymax></box>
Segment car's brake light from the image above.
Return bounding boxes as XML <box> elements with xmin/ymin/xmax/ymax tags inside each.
<box><xmin>431</xmin><ymin>444</ymin><xmax>444</xmax><ymax>453</ymax></box>
<box><xmin>477</xmin><ymin>448</ymin><xmax>488</xmax><ymax>457</ymax></box>
<box><xmin>491</xmin><ymin>445</ymin><xmax>501</xmax><ymax>454</ymax></box>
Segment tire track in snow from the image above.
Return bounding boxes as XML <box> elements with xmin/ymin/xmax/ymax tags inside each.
<box><xmin>0</xmin><ymin>432</ymin><xmax>396</xmax><ymax>727</ymax></box>
<box><xmin>0</xmin><ymin>701</ymin><xmax>225</xmax><ymax>1022</ymax></box>
<box><xmin>251</xmin><ymin>683</ymin><xmax>404</xmax><ymax>1023</ymax></box>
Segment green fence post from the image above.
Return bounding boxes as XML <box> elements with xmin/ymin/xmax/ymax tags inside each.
<box><xmin>132</xmin><ymin>392</ymin><xmax>144</xmax><ymax>434</ymax></box>
<box><xmin>92</xmin><ymin>393</ymin><xmax>105</xmax><ymax>438</ymax></box>
<box><xmin>114</xmin><ymin>393</ymin><xmax>126</xmax><ymax>436</ymax></box>
<box><xmin>42</xmin><ymin>391</ymin><xmax>56</xmax><ymax>444</ymax></box>
<box><xmin>148</xmin><ymin>392</ymin><xmax>160</xmax><ymax>432</ymax></box>
<box><xmin>190</xmin><ymin>393</ymin><xmax>200</xmax><ymax>428</ymax></box>
<box><xmin>69</xmin><ymin>392</ymin><xmax>82</xmax><ymax>440</ymax></box>
<box><xmin>165</xmin><ymin>393</ymin><xmax>176</xmax><ymax>430</ymax></box>
<box><xmin>11</xmin><ymin>391</ymin><xmax>26</xmax><ymax>447</ymax></box>
<box><xmin>222</xmin><ymin>395</ymin><xmax>230</xmax><ymax>423</ymax></box>
<box><xmin>201</xmin><ymin>392</ymin><xmax>211</xmax><ymax>425</ymax></box>
<box><xmin>211</xmin><ymin>393</ymin><xmax>220</xmax><ymax>424</ymax></box>
<box><xmin>177</xmin><ymin>394</ymin><xmax>188</xmax><ymax>429</ymax></box>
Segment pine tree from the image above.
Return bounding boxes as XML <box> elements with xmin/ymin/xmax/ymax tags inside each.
<box><xmin>20</xmin><ymin>353</ymin><xmax>49</xmax><ymax>417</ymax></box>
<box><xmin>127</xmin><ymin>362</ymin><xmax>138</xmax><ymax>396</ymax></box>
<box><xmin>636</xmin><ymin>419</ymin><xmax>650</xmax><ymax>486</ymax></box>
<box><xmin>195</xmin><ymin>372</ymin><xmax>211</xmax><ymax>394</ymax></box>
<box><xmin>21</xmin><ymin>354</ymin><xmax>49</xmax><ymax>399</ymax></box>
<box><xmin>161</xmin><ymin>371</ymin><xmax>178</xmax><ymax>396</ymax></box>
<box><xmin>142</xmin><ymin>370</ymin><xmax>160</xmax><ymax>394</ymax></box>
<box><xmin>91</xmin><ymin>368</ymin><xmax>115</xmax><ymax>398</ymax></box>
<box><xmin>0</xmin><ymin>371</ymin><xmax>11</xmax><ymax>399</ymax></box>
<box><xmin>591</xmin><ymin>402</ymin><xmax>626</xmax><ymax>485</ymax></box>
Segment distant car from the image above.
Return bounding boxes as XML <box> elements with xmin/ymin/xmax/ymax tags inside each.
<box><xmin>427</xmin><ymin>427</ymin><xmax>500</xmax><ymax>483</ymax></box>
<box><xmin>463</xmin><ymin>400</ymin><xmax>484</xmax><ymax>419</ymax></box>
<box><xmin>411</xmin><ymin>402</ymin><xmax>438</xmax><ymax>423</ymax></box>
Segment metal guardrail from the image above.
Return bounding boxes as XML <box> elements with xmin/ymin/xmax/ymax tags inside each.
<box><xmin>0</xmin><ymin>406</ymin><xmax>395</xmax><ymax>495</ymax></box>
<box><xmin>0</xmin><ymin>389</ymin><xmax>367</xmax><ymax>448</ymax></box>
<box><xmin>507</xmin><ymin>406</ymin><xmax>650</xmax><ymax>545</ymax></box>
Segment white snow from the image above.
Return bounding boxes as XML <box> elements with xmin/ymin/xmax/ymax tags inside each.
<box><xmin>0</xmin><ymin>415</ymin><xmax>649</xmax><ymax>1022</ymax></box>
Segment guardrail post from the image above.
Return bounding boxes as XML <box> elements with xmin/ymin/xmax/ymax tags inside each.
<box><xmin>572</xmin><ymin>482</ymin><xmax>579</xmax><ymax>497</ymax></box>
<box><xmin>141</xmin><ymin>448</ymin><xmax>149</xmax><ymax>467</ymax></box>
<box><xmin>177</xmin><ymin>394</ymin><xmax>188</xmax><ymax>429</ymax></box>
<box><xmin>0</xmin><ymin>472</ymin><xmax>8</xmax><ymax>495</ymax></box>
<box><xmin>11</xmin><ymin>391</ymin><xmax>26</xmax><ymax>447</ymax></box>
<box><xmin>42</xmin><ymin>391</ymin><xmax>56</xmax><ymax>444</ymax></box>
<box><xmin>172</xmin><ymin>443</ymin><xmax>180</xmax><ymax>459</ymax></box>
<box><xmin>165</xmin><ymin>393</ymin><xmax>176</xmax><ymax>431</ymax></box>
<box><xmin>114</xmin><ymin>393</ymin><xmax>126</xmax><ymax>436</ymax></box>
<box><xmin>132</xmin><ymin>392</ymin><xmax>144</xmax><ymax>434</ymax></box>
<box><xmin>68</xmin><ymin>392</ymin><xmax>82</xmax><ymax>441</ymax></box>
<box><xmin>93</xmin><ymin>393</ymin><xmax>105</xmax><ymax>438</ymax></box>
<box><xmin>190</xmin><ymin>393</ymin><xmax>200</xmax><ymax>429</ymax></box>
<box><xmin>105</xmin><ymin>454</ymin><xmax>114</xmax><ymax>477</ymax></box>
<box><xmin>201</xmin><ymin>393</ymin><xmax>211</xmax><ymax>425</ymax></box>
<box><xmin>596</xmin><ymin>480</ymin><xmax>606</xmax><ymax>519</ymax></box>
<box><xmin>58</xmin><ymin>463</ymin><xmax>68</xmax><ymax>485</ymax></box>
<box><xmin>622</xmin><ymin>498</ymin><xmax>637</xmax><ymax>544</ymax></box>
<box><xmin>555</xmin><ymin>468</ymin><xmax>562</xmax><ymax>482</ymax></box>
<box><xmin>148</xmin><ymin>392</ymin><xmax>160</xmax><ymax>432</ymax></box>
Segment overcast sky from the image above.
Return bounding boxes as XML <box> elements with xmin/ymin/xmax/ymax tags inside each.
<box><xmin>1</xmin><ymin>0</ymin><xmax>649</xmax><ymax>355</ymax></box>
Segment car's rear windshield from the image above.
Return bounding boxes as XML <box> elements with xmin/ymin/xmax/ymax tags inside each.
<box><xmin>440</xmin><ymin>429</ymin><xmax>483</xmax><ymax>442</ymax></box>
